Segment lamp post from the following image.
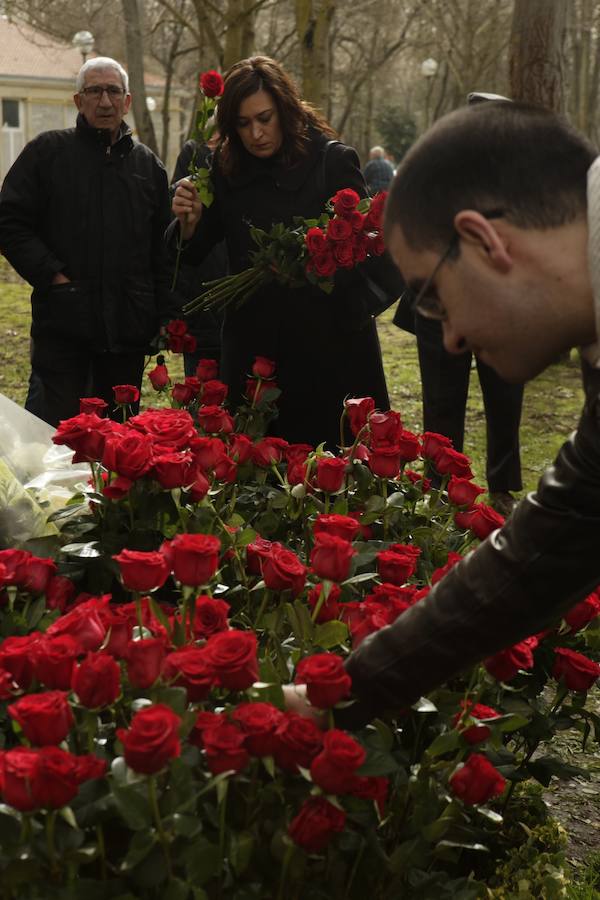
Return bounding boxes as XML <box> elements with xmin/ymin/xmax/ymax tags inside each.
<box><xmin>72</xmin><ymin>30</ymin><xmax>95</xmax><ymax>64</ymax></box>
<box><xmin>421</xmin><ymin>57</ymin><xmax>439</xmax><ymax>130</ymax></box>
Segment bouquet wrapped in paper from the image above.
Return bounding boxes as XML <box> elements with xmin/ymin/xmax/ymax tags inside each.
<box><xmin>183</xmin><ymin>189</ymin><xmax>387</xmax><ymax>316</ymax></box>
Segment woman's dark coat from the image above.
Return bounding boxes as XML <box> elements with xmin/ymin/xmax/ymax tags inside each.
<box><xmin>175</xmin><ymin>131</ymin><xmax>403</xmax><ymax>448</ymax></box>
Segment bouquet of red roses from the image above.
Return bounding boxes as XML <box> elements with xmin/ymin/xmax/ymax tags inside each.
<box><xmin>182</xmin><ymin>188</ymin><xmax>387</xmax><ymax>316</ymax></box>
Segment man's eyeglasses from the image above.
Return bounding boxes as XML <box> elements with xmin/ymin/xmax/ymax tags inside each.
<box><xmin>404</xmin><ymin>209</ymin><xmax>506</xmax><ymax>322</ymax></box>
<box><xmin>81</xmin><ymin>85</ymin><xmax>126</xmax><ymax>98</ymax></box>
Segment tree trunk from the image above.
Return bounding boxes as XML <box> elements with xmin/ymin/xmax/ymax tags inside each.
<box><xmin>295</xmin><ymin>0</ymin><xmax>336</xmax><ymax>113</ymax></box>
<box><xmin>121</xmin><ymin>0</ymin><xmax>159</xmax><ymax>154</ymax></box>
<box><xmin>509</xmin><ymin>0</ymin><xmax>567</xmax><ymax>111</ymax></box>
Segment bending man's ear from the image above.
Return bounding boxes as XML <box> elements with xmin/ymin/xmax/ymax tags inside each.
<box><xmin>453</xmin><ymin>210</ymin><xmax>512</xmax><ymax>273</ymax></box>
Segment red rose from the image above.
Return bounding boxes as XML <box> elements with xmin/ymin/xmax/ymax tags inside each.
<box><xmin>315</xmin><ymin>457</ymin><xmax>346</xmax><ymax>493</ymax></box>
<box><xmin>171</xmin><ymin>382</ymin><xmax>196</xmax><ymax>406</ymax></box>
<box><xmin>200</xmin><ymin>69</ymin><xmax>224</xmax><ymax>98</ymax></box>
<box><xmin>19</xmin><ymin>556</ymin><xmax>57</xmax><ymax>594</ymax></box>
<box><xmin>72</xmin><ymin>653</ymin><xmax>121</xmax><ymax>708</ymax></box>
<box><xmin>163</xmin><ymin>533</ymin><xmax>221</xmax><ymax>586</ymax></box>
<box><xmin>193</xmin><ymin>595</ymin><xmax>230</xmax><ymax>638</ymax></box>
<box><xmin>167</xmin><ymin>319</ymin><xmax>187</xmax><ymax>336</ymax></box>
<box><xmin>327</xmin><ymin>216</ymin><xmax>353</xmax><ymax>242</ymax></box>
<box><xmin>130</xmin><ymin>408</ymin><xmax>196</xmax><ymax>449</ymax></box>
<box><xmin>311</xmin><ymin>533</ymin><xmax>355</xmax><ymax>583</ymax></box>
<box><xmin>246</xmin><ymin>537</ymin><xmax>278</xmax><ymax>575</ymax></box>
<box><xmin>397</xmin><ymin>429</ymin><xmax>421</xmax><ymax>462</ymax></box>
<box><xmin>421</xmin><ymin>431</ymin><xmax>453</xmax><ymax>463</ymax></box>
<box><xmin>273</xmin><ymin>712</ymin><xmax>323</xmax><ymax>771</ymax></box>
<box><xmin>405</xmin><ymin>469</ymin><xmax>430</xmax><ymax>491</ymax></box>
<box><xmin>0</xmin><ymin>634</ymin><xmax>39</xmax><ymax>688</ymax></box>
<box><xmin>231</xmin><ymin>702</ymin><xmax>284</xmax><ymax>756</ymax></box>
<box><xmin>148</xmin><ymin>363</ymin><xmax>170</xmax><ymax>390</ymax></box>
<box><xmin>53</xmin><ymin>413</ymin><xmax>115</xmax><ymax>463</ymax></box>
<box><xmin>332</xmin><ymin>239</ymin><xmax>355</xmax><ymax>268</ymax></box>
<box><xmin>201</xmin><ymin>379</ymin><xmax>229</xmax><ymax>406</ymax></box>
<box><xmin>196</xmin><ymin>358</ymin><xmax>219</xmax><ymax>381</ymax></box>
<box><xmin>126</xmin><ymin>638</ymin><xmax>165</xmax><ymax>689</ymax></box>
<box><xmin>0</xmin><ymin>549</ymin><xmax>32</xmax><ymax>585</ymax></box>
<box><xmin>197</xmin><ymin>405</ymin><xmax>234</xmax><ymax>434</ymax></box>
<box><xmin>113</xmin><ymin>384</ymin><xmax>140</xmax><ymax>405</ymax></box>
<box><xmin>162</xmin><ymin>646</ymin><xmax>215</xmax><ymax>701</ymax></box>
<box><xmin>552</xmin><ymin>648</ymin><xmax>600</xmax><ymax>692</ymax></box>
<box><xmin>117</xmin><ymin>704</ymin><xmax>181</xmax><ymax>775</ymax></box>
<box><xmin>8</xmin><ymin>691</ymin><xmax>74</xmax><ymax>746</ymax></box>
<box><xmin>350</xmin><ymin>775</ymin><xmax>389</xmax><ymax>814</ymax></box>
<box><xmin>376</xmin><ymin>544</ymin><xmax>420</xmax><ymax>586</ymax></box>
<box><xmin>0</xmin><ymin>747</ymin><xmax>40</xmax><ymax>811</ymax></box>
<box><xmin>289</xmin><ymin>797</ymin><xmax>346</xmax><ymax>853</ymax></box>
<box><xmin>305</xmin><ymin>227</ymin><xmax>328</xmax><ymax>254</ymax></box>
<box><xmin>35</xmin><ymin>747</ymin><xmax>106</xmax><ymax>809</ymax></box>
<box><xmin>152</xmin><ymin>450</ymin><xmax>193</xmax><ymax>489</ymax></box>
<box><xmin>262</xmin><ymin>546</ymin><xmax>307</xmax><ymax>597</ymax></box>
<box><xmin>447</xmin><ymin>476</ymin><xmax>486</xmax><ymax>507</ymax></box>
<box><xmin>332</xmin><ymin>188</ymin><xmax>360</xmax><ymax>218</ymax></box>
<box><xmin>345</xmin><ymin>397</ymin><xmax>375</xmax><ymax>436</ymax></box>
<box><xmin>103</xmin><ymin>431</ymin><xmax>154</xmax><ymax>482</ymax></box>
<box><xmin>114</xmin><ymin>548</ymin><xmax>170</xmax><ymax>593</ymax></box>
<box><xmin>79</xmin><ymin>397</ymin><xmax>108</xmax><ymax>416</ymax></box>
<box><xmin>202</xmin><ymin>629</ymin><xmax>258</xmax><ymax>691</ymax></box>
<box><xmin>251</xmin><ymin>356</ymin><xmax>276</xmax><ymax>379</ymax></box>
<box><xmin>0</xmin><ymin>668</ymin><xmax>15</xmax><ymax>700</ymax></box>
<box><xmin>431</xmin><ymin>551</ymin><xmax>463</xmax><ymax>585</ymax></box>
<box><xmin>367</xmin><ymin>444</ymin><xmax>402</xmax><ymax>478</ymax></box>
<box><xmin>252</xmin><ymin>437</ymin><xmax>286</xmax><ymax>467</ymax></box>
<box><xmin>564</xmin><ymin>589</ymin><xmax>600</xmax><ymax>632</ymax></box>
<box><xmin>433</xmin><ymin>446</ymin><xmax>472</xmax><ymax>479</ymax></box>
<box><xmin>452</xmin><ymin>700</ymin><xmax>501</xmax><ymax>745</ymax></box>
<box><xmin>343</xmin><ymin>602</ymin><xmax>389</xmax><ymax>647</ymax></box>
<box><xmin>295</xmin><ymin>652</ymin><xmax>351</xmax><ymax>708</ymax></box>
<box><xmin>203</xmin><ymin>721</ymin><xmax>249</xmax><ymax>775</ymax></box>
<box><xmin>46</xmin><ymin>575</ymin><xmax>76</xmax><ymax>612</ymax></box>
<box><xmin>313</xmin><ymin>513</ymin><xmax>360</xmax><ymax>542</ymax></box>
<box><xmin>449</xmin><ymin>753</ymin><xmax>506</xmax><ymax>806</ymax></box>
<box><xmin>310</xmin><ymin>250</ymin><xmax>337</xmax><ymax>278</ymax></box>
<box><xmin>190</xmin><ymin>436</ymin><xmax>226</xmax><ymax>471</ymax></box>
<box><xmin>484</xmin><ymin>636</ymin><xmax>538</xmax><ymax>682</ymax></box>
<box><xmin>168</xmin><ymin>334</ymin><xmax>185</xmax><ymax>353</ymax></box>
<box><xmin>189</xmin><ymin>710</ymin><xmax>225</xmax><ymax>747</ymax></box>
<box><xmin>33</xmin><ymin>635</ymin><xmax>79</xmax><ymax>690</ymax></box>
<box><xmin>368</xmin><ymin>410</ymin><xmax>403</xmax><ymax>446</ymax></box>
<box><xmin>47</xmin><ymin>596</ymin><xmax>108</xmax><ymax>651</ymax></box>
<box><xmin>352</xmin><ymin>231</ymin><xmax>369</xmax><ymax>263</ymax></box>
<box><xmin>464</xmin><ymin>504</ymin><xmax>505</xmax><ymax>540</ymax></box>
<box><xmin>310</xmin><ymin>729</ymin><xmax>366</xmax><ymax>794</ymax></box>
<box><xmin>229</xmin><ymin>433</ymin><xmax>253</xmax><ymax>464</ymax></box>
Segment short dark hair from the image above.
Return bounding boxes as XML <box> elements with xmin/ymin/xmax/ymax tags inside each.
<box><xmin>216</xmin><ymin>55</ymin><xmax>336</xmax><ymax>177</ymax></box>
<box><xmin>384</xmin><ymin>102</ymin><xmax>597</xmax><ymax>251</ymax></box>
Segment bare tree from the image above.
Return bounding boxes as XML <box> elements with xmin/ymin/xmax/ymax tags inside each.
<box><xmin>121</xmin><ymin>0</ymin><xmax>159</xmax><ymax>152</ymax></box>
<box><xmin>509</xmin><ymin>0</ymin><xmax>567</xmax><ymax>110</ymax></box>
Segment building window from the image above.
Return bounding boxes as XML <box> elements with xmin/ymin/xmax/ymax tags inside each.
<box><xmin>2</xmin><ymin>98</ymin><xmax>20</xmax><ymax>129</ymax></box>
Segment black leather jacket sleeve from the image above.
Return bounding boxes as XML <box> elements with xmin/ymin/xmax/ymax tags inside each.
<box><xmin>335</xmin><ymin>360</ymin><xmax>600</xmax><ymax>730</ymax></box>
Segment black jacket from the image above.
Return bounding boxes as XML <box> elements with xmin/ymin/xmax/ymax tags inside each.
<box><xmin>0</xmin><ymin>114</ymin><xmax>172</xmax><ymax>359</ymax></box>
<box><xmin>171</xmin><ymin>131</ymin><xmax>404</xmax><ymax>447</ymax></box>
<box><xmin>336</xmin><ymin>358</ymin><xmax>600</xmax><ymax>729</ymax></box>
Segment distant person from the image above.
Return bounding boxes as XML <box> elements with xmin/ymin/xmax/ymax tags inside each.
<box><xmin>0</xmin><ymin>57</ymin><xmax>172</xmax><ymax>426</ymax></box>
<box><xmin>363</xmin><ymin>146</ymin><xmax>395</xmax><ymax>196</ymax></box>
<box><xmin>171</xmin><ymin>128</ymin><xmax>228</xmax><ymax>377</ymax></box>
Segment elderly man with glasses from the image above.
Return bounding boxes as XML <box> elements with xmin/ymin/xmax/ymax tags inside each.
<box><xmin>0</xmin><ymin>57</ymin><xmax>172</xmax><ymax>425</ymax></box>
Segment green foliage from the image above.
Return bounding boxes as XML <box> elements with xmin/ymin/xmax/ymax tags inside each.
<box><xmin>374</xmin><ymin>106</ymin><xmax>418</xmax><ymax>163</ymax></box>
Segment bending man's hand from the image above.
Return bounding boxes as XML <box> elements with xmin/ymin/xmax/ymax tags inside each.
<box><xmin>172</xmin><ymin>178</ymin><xmax>203</xmax><ymax>240</ymax></box>
<box><xmin>282</xmin><ymin>684</ymin><xmax>328</xmax><ymax>729</ymax></box>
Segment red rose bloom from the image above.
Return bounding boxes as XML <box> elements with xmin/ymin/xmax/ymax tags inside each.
<box><xmin>162</xmin><ymin>646</ymin><xmax>215</xmax><ymax>701</ymax></box>
<box><xmin>421</xmin><ymin>431</ymin><xmax>453</xmax><ymax>463</ymax></box>
<box><xmin>332</xmin><ymin>239</ymin><xmax>354</xmax><ymax>268</ymax></box>
<box><xmin>35</xmin><ymin>747</ymin><xmax>106</xmax><ymax>809</ymax></box>
<box><xmin>552</xmin><ymin>648</ymin><xmax>600</xmax><ymax>692</ymax></box>
<box><xmin>183</xmin><ymin>335</ymin><xmax>197</xmax><ymax>355</ymax></box>
<box><xmin>190</xmin><ymin>436</ymin><xmax>226</xmax><ymax>471</ymax></box>
<box><xmin>114</xmin><ymin>548</ymin><xmax>170</xmax><ymax>593</ymax></box>
<box><xmin>313</xmin><ymin>513</ymin><xmax>360</xmax><ymax>542</ymax></box>
<box><xmin>202</xmin><ymin>629</ymin><xmax>258</xmax><ymax>691</ymax></box>
<box><xmin>315</xmin><ymin>457</ymin><xmax>346</xmax><ymax>493</ymax></box>
<box><xmin>0</xmin><ymin>549</ymin><xmax>32</xmax><ymax>585</ymax></box>
<box><xmin>148</xmin><ymin>363</ymin><xmax>170</xmax><ymax>390</ymax></box>
<box><xmin>8</xmin><ymin>691</ymin><xmax>74</xmax><ymax>746</ymax></box>
<box><xmin>189</xmin><ymin>711</ymin><xmax>225</xmax><ymax>747</ymax></box>
<box><xmin>0</xmin><ymin>634</ymin><xmax>39</xmax><ymax>688</ymax></box>
<box><xmin>197</xmin><ymin>405</ymin><xmax>234</xmax><ymax>434</ymax></box>
<box><xmin>52</xmin><ymin>413</ymin><xmax>115</xmax><ymax>463</ymax></box>
<box><xmin>447</xmin><ymin>476</ymin><xmax>486</xmax><ymax>507</ymax></box>
<box><xmin>200</xmin><ymin>69</ymin><xmax>224</xmax><ymax>98</ymax></box>
<box><xmin>434</xmin><ymin>446</ymin><xmax>473</xmax><ymax>478</ymax></box>
<box><xmin>310</xmin><ymin>250</ymin><xmax>337</xmax><ymax>278</ymax></box>
<box><xmin>310</xmin><ymin>729</ymin><xmax>366</xmax><ymax>794</ymax></box>
<box><xmin>273</xmin><ymin>712</ymin><xmax>323</xmax><ymax>771</ymax></box>
<box><xmin>246</xmin><ymin>537</ymin><xmax>278</xmax><ymax>576</ymax></box>
<box><xmin>0</xmin><ymin>747</ymin><xmax>40</xmax><ymax>811</ymax></box>
<box><xmin>452</xmin><ymin>700</ymin><xmax>501</xmax><ymax>745</ymax></box>
<box><xmin>332</xmin><ymin>188</ymin><xmax>360</xmax><ymax>218</ymax></box>
<box><xmin>103</xmin><ymin>430</ymin><xmax>154</xmax><ymax>482</ymax></box>
<box><xmin>462</xmin><ymin>504</ymin><xmax>505</xmax><ymax>540</ymax></box>
<box><xmin>231</xmin><ymin>702</ymin><xmax>284</xmax><ymax>756</ymax></box>
<box><xmin>484</xmin><ymin>636</ymin><xmax>538</xmax><ymax>682</ymax></box>
<box><xmin>262</xmin><ymin>545</ymin><xmax>307</xmax><ymax>597</ymax></box>
<box><xmin>167</xmin><ymin>319</ymin><xmax>187</xmax><ymax>336</ymax></box>
<box><xmin>311</xmin><ymin>533</ymin><xmax>355</xmax><ymax>583</ymax></box>
<box><xmin>19</xmin><ymin>556</ymin><xmax>57</xmax><ymax>595</ymax></box>
<box><xmin>368</xmin><ymin>410</ymin><xmax>403</xmax><ymax>446</ymax></box>
<box><xmin>252</xmin><ymin>437</ymin><xmax>286</xmax><ymax>467</ymax></box>
<box><xmin>229</xmin><ymin>433</ymin><xmax>253</xmax><ymax>464</ymax></box>
<box><xmin>126</xmin><ymin>638</ymin><xmax>165</xmax><ymax>689</ymax></box>
<box><xmin>449</xmin><ymin>753</ymin><xmax>506</xmax><ymax>806</ymax></box>
<box><xmin>201</xmin><ymin>379</ymin><xmax>229</xmax><ymax>406</ymax></box>
<box><xmin>46</xmin><ymin>596</ymin><xmax>108</xmax><ymax>651</ymax></box>
<box><xmin>80</xmin><ymin>397</ymin><xmax>108</xmax><ymax>416</ymax></box>
<box><xmin>171</xmin><ymin>382</ymin><xmax>196</xmax><ymax>406</ymax></box>
<box><xmin>196</xmin><ymin>358</ymin><xmax>219</xmax><ymax>381</ymax></box>
<box><xmin>350</xmin><ymin>775</ymin><xmax>389</xmax><ymax>814</ymax></box>
<box><xmin>251</xmin><ymin>356</ymin><xmax>276</xmax><ymax>379</ymax></box>
<box><xmin>130</xmin><ymin>407</ymin><xmax>196</xmax><ymax>449</ymax></box>
<box><xmin>46</xmin><ymin>575</ymin><xmax>76</xmax><ymax>612</ymax></box>
<box><xmin>203</xmin><ymin>721</ymin><xmax>249</xmax><ymax>775</ymax></box>
<box><xmin>327</xmin><ymin>216</ymin><xmax>353</xmax><ymax>242</ymax></box>
<box><xmin>193</xmin><ymin>595</ymin><xmax>230</xmax><ymax>639</ymax></box>
<box><xmin>117</xmin><ymin>704</ymin><xmax>181</xmax><ymax>775</ymax></box>
<box><xmin>72</xmin><ymin>653</ymin><xmax>121</xmax><ymax>708</ymax></box>
<box><xmin>305</xmin><ymin>227</ymin><xmax>328</xmax><ymax>254</ymax></box>
<box><xmin>33</xmin><ymin>635</ymin><xmax>79</xmax><ymax>690</ymax></box>
<box><xmin>289</xmin><ymin>797</ymin><xmax>346</xmax><ymax>853</ymax></box>
<box><xmin>376</xmin><ymin>544</ymin><xmax>420</xmax><ymax>586</ymax></box>
<box><xmin>163</xmin><ymin>533</ymin><xmax>221</xmax><ymax>586</ymax></box>
<box><xmin>295</xmin><ymin>652</ymin><xmax>351</xmax><ymax>708</ymax></box>
<box><xmin>113</xmin><ymin>384</ymin><xmax>140</xmax><ymax>405</ymax></box>
<box><xmin>564</xmin><ymin>590</ymin><xmax>600</xmax><ymax>632</ymax></box>
<box><xmin>367</xmin><ymin>444</ymin><xmax>402</xmax><ymax>478</ymax></box>
<box><xmin>396</xmin><ymin>429</ymin><xmax>421</xmax><ymax>462</ymax></box>
<box><xmin>345</xmin><ymin>397</ymin><xmax>375</xmax><ymax>436</ymax></box>
<box><xmin>152</xmin><ymin>450</ymin><xmax>194</xmax><ymax>489</ymax></box>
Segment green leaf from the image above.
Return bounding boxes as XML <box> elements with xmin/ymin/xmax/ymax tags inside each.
<box><xmin>182</xmin><ymin>836</ymin><xmax>221</xmax><ymax>885</ymax></box>
<box><xmin>247</xmin><ymin>681</ymin><xmax>285</xmax><ymax>707</ymax></box>
<box><xmin>386</xmin><ymin>492</ymin><xmax>406</xmax><ymax>508</ymax></box>
<box><xmin>357</xmin><ymin>747</ymin><xmax>400</xmax><ymax>776</ymax></box>
<box><xmin>314</xmin><ymin>619</ymin><xmax>349</xmax><ymax>648</ymax></box>
<box><xmin>426</xmin><ymin>730</ymin><xmax>461</xmax><ymax>758</ymax></box>
<box><xmin>112</xmin><ymin>784</ymin><xmax>152</xmax><ymax>831</ymax></box>
<box><xmin>171</xmin><ymin>813</ymin><xmax>203</xmax><ymax>838</ymax></box>
<box><xmin>229</xmin><ymin>830</ymin><xmax>254</xmax><ymax>875</ymax></box>
<box><xmin>526</xmin><ymin>755</ymin><xmax>591</xmax><ymax>787</ymax></box>
<box><xmin>60</xmin><ymin>541</ymin><xmax>101</xmax><ymax>557</ymax></box>
<box><xmin>342</xmin><ymin>571</ymin><xmax>376</xmax><ymax>586</ymax></box>
<box><xmin>164</xmin><ymin>879</ymin><xmax>191</xmax><ymax>900</ymax></box>
<box><xmin>121</xmin><ymin>829</ymin><xmax>157</xmax><ymax>870</ymax></box>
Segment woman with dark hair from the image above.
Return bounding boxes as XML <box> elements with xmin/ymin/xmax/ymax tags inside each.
<box><xmin>172</xmin><ymin>56</ymin><xmax>401</xmax><ymax>448</ymax></box>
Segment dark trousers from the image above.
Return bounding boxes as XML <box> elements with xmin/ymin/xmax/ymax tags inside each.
<box><xmin>28</xmin><ymin>346</ymin><xmax>145</xmax><ymax>427</ymax></box>
<box><xmin>415</xmin><ymin>317</ymin><xmax>524</xmax><ymax>492</ymax></box>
